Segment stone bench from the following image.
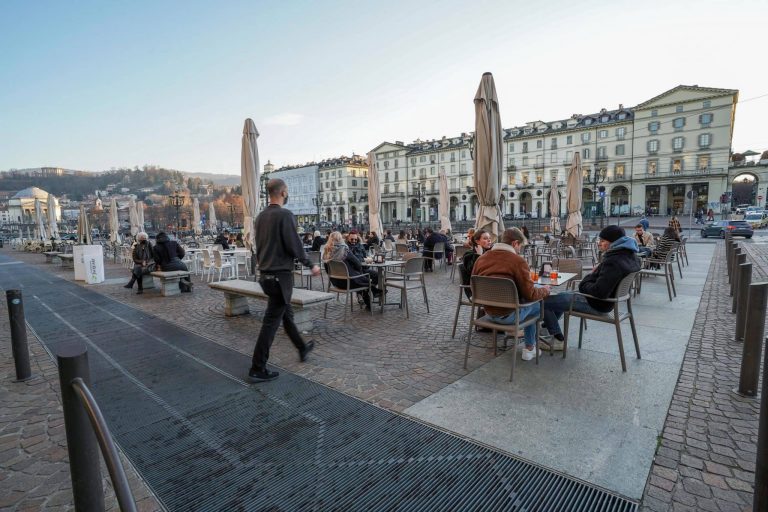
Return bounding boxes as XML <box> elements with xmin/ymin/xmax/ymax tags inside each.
<box><xmin>209</xmin><ymin>280</ymin><xmax>334</xmax><ymax>330</ymax></box>
<box><xmin>43</xmin><ymin>251</ymin><xmax>62</xmax><ymax>263</ymax></box>
<box><xmin>150</xmin><ymin>271</ymin><xmax>191</xmax><ymax>297</ymax></box>
<box><xmin>58</xmin><ymin>254</ymin><xmax>74</xmax><ymax>269</ymax></box>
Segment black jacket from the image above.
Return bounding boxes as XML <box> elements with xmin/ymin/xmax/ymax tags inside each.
<box><xmin>579</xmin><ymin>237</ymin><xmax>640</xmax><ymax>313</ymax></box>
<box><xmin>348</xmin><ymin>241</ymin><xmax>367</xmax><ymax>262</ymax></box>
<box><xmin>423</xmin><ymin>233</ymin><xmax>453</xmax><ymax>255</ymax></box>
<box><xmin>152</xmin><ymin>233</ymin><xmax>187</xmax><ymax>272</ymax></box>
<box><xmin>311</xmin><ymin>236</ymin><xmax>325</xmax><ymax>252</ymax></box>
<box><xmin>132</xmin><ymin>241</ymin><xmax>154</xmax><ymax>265</ymax></box>
<box><xmin>253</xmin><ymin>204</ymin><xmax>312</xmax><ymax>272</ymax></box>
<box><xmin>214</xmin><ymin>233</ymin><xmax>230</xmax><ymax>250</ymax></box>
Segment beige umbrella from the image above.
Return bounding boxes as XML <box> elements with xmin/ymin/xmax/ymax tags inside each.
<box><xmin>193</xmin><ymin>198</ymin><xmax>202</xmax><ymax>235</ymax></box>
<box><xmin>128</xmin><ymin>198</ymin><xmax>140</xmax><ymax>236</ymax></box>
<box><xmin>438</xmin><ymin>169</ymin><xmax>451</xmax><ymax>233</ymax></box>
<box><xmin>565</xmin><ymin>152</ymin><xmax>583</xmax><ymax>238</ymax></box>
<box><xmin>208</xmin><ymin>202</ymin><xmax>218</xmax><ymax>233</ymax></box>
<box><xmin>109</xmin><ymin>198</ymin><xmax>120</xmax><ymax>244</ymax></box>
<box><xmin>77</xmin><ymin>204</ymin><xmax>91</xmax><ymax>245</ymax></box>
<box><xmin>34</xmin><ymin>198</ymin><xmax>47</xmax><ymax>240</ymax></box>
<box><xmin>241</xmin><ymin>118</ymin><xmax>260</xmax><ymax>251</ymax></box>
<box><xmin>549</xmin><ymin>176</ymin><xmax>561</xmax><ymax>235</ymax></box>
<box><xmin>47</xmin><ymin>193</ymin><xmax>59</xmax><ymax>239</ymax></box>
<box><xmin>473</xmin><ymin>72</ymin><xmax>504</xmax><ymax>241</ymax></box>
<box><xmin>366</xmin><ymin>152</ymin><xmax>383</xmax><ymax>237</ymax></box>
<box><xmin>136</xmin><ymin>201</ymin><xmax>145</xmax><ymax>231</ymax></box>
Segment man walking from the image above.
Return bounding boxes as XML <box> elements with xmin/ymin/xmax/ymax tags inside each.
<box><xmin>249</xmin><ymin>178</ymin><xmax>320</xmax><ymax>383</ymax></box>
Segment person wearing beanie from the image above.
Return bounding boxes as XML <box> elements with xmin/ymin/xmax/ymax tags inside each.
<box><xmin>541</xmin><ymin>225</ymin><xmax>640</xmax><ymax>349</ymax></box>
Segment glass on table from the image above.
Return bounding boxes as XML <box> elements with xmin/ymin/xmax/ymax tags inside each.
<box><xmin>529</xmin><ymin>267</ymin><xmax>539</xmax><ymax>282</ymax></box>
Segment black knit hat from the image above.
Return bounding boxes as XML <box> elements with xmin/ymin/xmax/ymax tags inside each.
<box><xmin>598</xmin><ymin>225</ymin><xmax>625</xmax><ymax>243</ymax></box>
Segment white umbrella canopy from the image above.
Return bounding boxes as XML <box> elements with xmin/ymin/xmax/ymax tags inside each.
<box><xmin>47</xmin><ymin>193</ymin><xmax>59</xmax><ymax>239</ymax></box>
<box><xmin>110</xmin><ymin>198</ymin><xmax>121</xmax><ymax>244</ymax></box>
<box><xmin>77</xmin><ymin>204</ymin><xmax>91</xmax><ymax>245</ymax></box>
<box><xmin>438</xmin><ymin>169</ymin><xmax>451</xmax><ymax>233</ymax></box>
<box><xmin>473</xmin><ymin>72</ymin><xmax>505</xmax><ymax>241</ymax></box>
<box><xmin>549</xmin><ymin>176</ymin><xmax>561</xmax><ymax>235</ymax></box>
<box><xmin>136</xmin><ymin>201</ymin><xmax>145</xmax><ymax>232</ymax></box>
<box><xmin>208</xmin><ymin>202</ymin><xmax>218</xmax><ymax>233</ymax></box>
<box><xmin>34</xmin><ymin>198</ymin><xmax>47</xmax><ymax>240</ymax></box>
<box><xmin>366</xmin><ymin>152</ymin><xmax>383</xmax><ymax>238</ymax></box>
<box><xmin>565</xmin><ymin>152</ymin><xmax>584</xmax><ymax>238</ymax></box>
<box><xmin>193</xmin><ymin>198</ymin><xmax>202</xmax><ymax>235</ymax></box>
<box><xmin>128</xmin><ymin>198</ymin><xmax>140</xmax><ymax>236</ymax></box>
<box><xmin>241</xmin><ymin>118</ymin><xmax>260</xmax><ymax>251</ymax></box>
<box><xmin>25</xmin><ymin>226</ymin><xmax>31</xmax><ymax>240</ymax></box>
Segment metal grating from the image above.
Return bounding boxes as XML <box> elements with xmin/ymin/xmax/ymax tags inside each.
<box><xmin>0</xmin><ymin>256</ymin><xmax>639</xmax><ymax>511</ymax></box>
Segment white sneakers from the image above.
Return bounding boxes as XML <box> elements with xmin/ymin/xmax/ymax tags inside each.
<box><xmin>521</xmin><ymin>346</ymin><xmax>541</xmax><ymax>361</ymax></box>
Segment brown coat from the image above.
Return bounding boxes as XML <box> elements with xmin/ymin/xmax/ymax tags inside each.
<box><xmin>471</xmin><ymin>244</ymin><xmax>550</xmax><ymax>316</ymax></box>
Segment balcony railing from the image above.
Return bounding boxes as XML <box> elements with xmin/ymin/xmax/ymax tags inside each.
<box><xmin>642</xmin><ymin>167</ymin><xmax>727</xmax><ymax>179</ymax></box>
<box><xmin>381</xmin><ymin>191</ymin><xmax>405</xmax><ymax>198</ymax></box>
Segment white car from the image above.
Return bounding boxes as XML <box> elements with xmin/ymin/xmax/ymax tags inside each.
<box><xmin>743</xmin><ymin>213</ymin><xmax>765</xmax><ymax>228</ymax></box>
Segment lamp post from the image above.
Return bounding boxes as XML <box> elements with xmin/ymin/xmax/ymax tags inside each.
<box><xmin>167</xmin><ymin>193</ymin><xmax>185</xmax><ymax>233</ymax></box>
<box><xmin>228</xmin><ymin>204</ymin><xmax>235</xmax><ymax>228</ymax></box>
<box><xmin>584</xmin><ymin>166</ymin><xmax>607</xmax><ymax>218</ymax></box>
<box><xmin>413</xmin><ymin>182</ymin><xmax>426</xmax><ymax>229</ymax></box>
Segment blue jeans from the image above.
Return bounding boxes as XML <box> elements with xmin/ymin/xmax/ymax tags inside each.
<box><xmin>486</xmin><ymin>302</ymin><xmax>540</xmax><ymax>348</ymax></box>
<box><xmin>543</xmin><ymin>292</ymin><xmax>605</xmax><ymax>336</ymax></box>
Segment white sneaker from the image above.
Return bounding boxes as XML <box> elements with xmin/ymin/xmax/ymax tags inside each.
<box><xmin>521</xmin><ymin>346</ymin><xmax>541</xmax><ymax>361</ymax></box>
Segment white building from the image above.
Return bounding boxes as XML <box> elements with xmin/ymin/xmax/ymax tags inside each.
<box><xmin>6</xmin><ymin>187</ymin><xmax>61</xmax><ymax>225</ymax></box>
<box><xmin>269</xmin><ymin>164</ymin><xmax>319</xmax><ymax>226</ymax></box>
<box><xmin>317</xmin><ymin>155</ymin><xmax>368</xmax><ymax>226</ymax></box>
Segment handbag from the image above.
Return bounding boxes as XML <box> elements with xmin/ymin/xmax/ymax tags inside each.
<box><xmin>143</xmin><ymin>262</ymin><xmax>156</xmax><ymax>274</ymax></box>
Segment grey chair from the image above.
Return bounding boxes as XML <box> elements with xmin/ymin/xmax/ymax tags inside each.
<box><xmin>384</xmin><ymin>257</ymin><xmax>429</xmax><ymax>319</ymax></box>
<box><xmin>562</xmin><ymin>271</ymin><xmax>641</xmax><ymax>372</ymax></box>
<box><xmin>324</xmin><ymin>260</ymin><xmax>373</xmax><ymax>318</ymax></box>
<box><xmin>637</xmin><ymin>242</ymin><xmax>679</xmax><ymax>301</ymax></box>
<box><xmin>451</xmin><ymin>246</ymin><xmax>470</xmax><ymax>283</ymax></box>
<box><xmin>294</xmin><ymin>251</ymin><xmax>323</xmax><ymax>290</ymax></box>
<box><xmin>431</xmin><ymin>242</ymin><xmax>446</xmax><ymax>271</ymax></box>
<box><xmin>464</xmin><ymin>275</ymin><xmax>543</xmax><ymax>381</ymax></box>
<box><xmin>452</xmin><ymin>262</ymin><xmax>472</xmax><ymax>338</ymax></box>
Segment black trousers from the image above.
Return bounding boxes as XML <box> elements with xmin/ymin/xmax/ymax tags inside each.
<box><xmin>251</xmin><ymin>272</ymin><xmax>307</xmax><ymax>372</ymax></box>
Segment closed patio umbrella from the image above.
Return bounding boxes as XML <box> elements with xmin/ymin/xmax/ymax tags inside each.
<box><xmin>77</xmin><ymin>204</ymin><xmax>91</xmax><ymax>245</ymax></box>
<box><xmin>208</xmin><ymin>202</ymin><xmax>217</xmax><ymax>233</ymax></box>
<box><xmin>34</xmin><ymin>198</ymin><xmax>47</xmax><ymax>240</ymax></box>
<box><xmin>549</xmin><ymin>176</ymin><xmax>561</xmax><ymax>235</ymax></box>
<box><xmin>129</xmin><ymin>198</ymin><xmax>140</xmax><ymax>236</ymax></box>
<box><xmin>136</xmin><ymin>201</ymin><xmax>145</xmax><ymax>232</ymax></box>
<box><xmin>241</xmin><ymin>118</ymin><xmax>260</xmax><ymax>251</ymax></box>
<box><xmin>366</xmin><ymin>152</ymin><xmax>383</xmax><ymax>237</ymax></box>
<box><xmin>193</xmin><ymin>198</ymin><xmax>202</xmax><ymax>235</ymax></box>
<box><xmin>47</xmin><ymin>193</ymin><xmax>59</xmax><ymax>239</ymax></box>
<box><xmin>110</xmin><ymin>198</ymin><xmax>120</xmax><ymax>244</ymax></box>
<box><xmin>565</xmin><ymin>152</ymin><xmax>583</xmax><ymax>238</ymax></box>
<box><xmin>473</xmin><ymin>72</ymin><xmax>504</xmax><ymax>241</ymax></box>
<box><xmin>438</xmin><ymin>169</ymin><xmax>451</xmax><ymax>233</ymax></box>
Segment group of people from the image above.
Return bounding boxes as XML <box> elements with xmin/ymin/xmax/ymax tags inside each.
<box><xmin>213</xmin><ymin>230</ymin><xmax>245</xmax><ymax>250</ymax></box>
<box><xmin>123</xmin><ymin>232</ymin><xmax>194</xmax><ymax>294</ymax></box>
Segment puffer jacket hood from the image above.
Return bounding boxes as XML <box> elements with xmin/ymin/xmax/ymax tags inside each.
<box><xmin>606</xmin><ymin>235</ymin><xmax>639</xmax><ymax>254</ymax></box>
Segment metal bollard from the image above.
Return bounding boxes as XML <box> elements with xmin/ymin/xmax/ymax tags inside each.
<box><xmin>57</xmin><ymin>344</ymin><xmax>105</xmax><ymax>512</ymax></box>
<box><xmin>756</xmin><ymin>336</ymin><xmax>768</xmax><ymax>511</ymax></box>
<box><xmin>6</xmin><ymin>290</ymin><xmax>32</xmax><ymax>381</ymax></box>
<box><xmin>726</xmin><ymin>239</ymin><xmax>734</xmax><ymax>283</ymax></box>
<box><xmin>735</xmin><ymin>262</ymin><xmax>752</xmax><ymax>342</ymax></box>
<box><xmin>737</xmin><ymin>283</ymin><xmax>768</xmax><ymax>397</ymax></box>
<box><xmin>732</xmin><ymin>252</ymin><xmax>745</xmax><ymax>303</ymax></box>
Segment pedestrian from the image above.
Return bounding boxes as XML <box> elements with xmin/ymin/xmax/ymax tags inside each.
<box><xmin>249</xmin><ymin>178</ymin><xmax>320</xmax><ymax>383</ymax></box>
<box><xmin>707</xmin><ymin>209</ymin><xmax>714</xmax><ymax>222</ymax></box>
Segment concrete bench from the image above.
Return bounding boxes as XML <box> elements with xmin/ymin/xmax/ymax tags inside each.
<box><xmin>209</xmin><ymin>280</ymin><xmax>334</xmax><ymax>330</ymax></box>
<box><xmin>43</xmin><ymin>251</ymin><xmax>62</xmax><ymax>263</ymax></box>
<box><xmin>58</xmin><ymin>254</ymin><xmax>74</xmax><ymax>269</ymax></box>
<box><xmin>150</xmin><ymin>271</ymin><xmax>191</xmax><ymax>297</ymax></box>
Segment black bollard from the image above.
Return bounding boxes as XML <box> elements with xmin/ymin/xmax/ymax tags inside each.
<box><xmin>57</xmin><ymin>344</ymin><xmax>105</xmax><ymax>512</ymax></box>
<box><xmin>729</xmin><ymin>246</ymin><xmax>739</xmax><ymax>296</ymax></box>
<box><xmin>732</xmin><ymin>252</ymin><xmax>746</xmax><ymax>307</ymax></box>
<box><xmin>6</xmin><ymin>290</ymin><xmax>32</xmax><ymax>381</ymax></box>
<box><xmin>735</xmin><ymin>262</ymin><xmax>752</xmax><ymax>342</ymax></box>
<box><xmin>755</xmin><ymin>335</ymin><xmax>768</xmax><ymax>511</ymax></box>
<box><xmin>737</xmin><ymin>283</ymin><xmax>768</xmax><ymax>397</ymax></box>
<box><xmin>726</xmin><ymin>239</ymin><xmax>734</xmax><ymax>283</ymax></box>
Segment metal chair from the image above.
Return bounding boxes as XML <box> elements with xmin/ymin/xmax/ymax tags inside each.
<box><xmin>463</xmin><ymin>276</ymin><xmax>543</xmax><ymax>381</ymax></box>
<box><xmin>451</xmin><ymin>262</ymin><xmax>472</xmax><ymax>338</ymax></box>
<box><xmin>451</xmin><ymin>246</ymin><xmax>470</xmax><ymax>283</ymax></box>
<box><xmin>384</xmin><ymin>257</ymin><xmax>429</xmax><ymax>319</ymax></box>
<box><xmin>324</xmin><ymin>260</ymin><xmax>373</xmax><ymax>318</ymax></box>
<box><xmin>430</xmin><ymin>242</ymin><xmax>446</xmax><ymax>271</ymax></box>
<box><xmin>294</xmin><ymin>251</ymin><xmax>323</xmax><ymax>290</ymax></box>
<box><xmin>637</xmin><ymin>242</ymin><xmax>679</xmax><ymax>301</ymax></box>
<box><xmin>552</xmin><ymin>257</ymin><xmax>583</xmax><ymax>290</ymax></box>
<box><xmin>395</xmin><ymin>243</ymin><xmax>410</xmax><ymax>260</ymax></box>
<box><xmin>563</xmin><ymin>271</ymin><xmax>641</xmax><ymax>372</ymax></box>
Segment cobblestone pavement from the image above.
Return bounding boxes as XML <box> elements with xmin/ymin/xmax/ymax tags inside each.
<box><xmin>640</xmin><ymin>240</ymin><xmax>765</xmax><ymax>512</ymax></box>
<box><xmin>0</xmin><ymin>282</ymin><xmax>162</xmax><ymax>510</ymax></box>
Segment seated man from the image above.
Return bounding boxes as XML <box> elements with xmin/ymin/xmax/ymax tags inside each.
<box><xmin>542</xmin><ymin>225</ymin><xmax>640</xmax><ymax>348</ymax></box>
<box><xmin>633</xmin><ymin>223</ymin><xmax>654</xmax><ymax>257</ymax></box>
<box><xmin>422</xmin><ymin>228</ymin><xmax>453</xmax><ymax>271</ymax></box>
<box><xmin>214</xmin><ymin>230</ymin><xmax>231</xmax><ymax>250</ymax></box>
<box><xmin>472</xmin><ymin>227</ymin><xmax>551</xmax><ymax>361</ymax></box>
<box><xmin>346</xmin><ymin>230</ymin><xmax>367</xmax><ymax>261</ymax></box>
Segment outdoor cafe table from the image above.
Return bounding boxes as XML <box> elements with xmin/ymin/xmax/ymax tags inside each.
<box><xmin>533</xmin><ymin>272</ymin><xmax>578</xmax><ymax>294</ymax></box>
<box><xmin>362</xmin><ymin>260</ymin><xmax>405</xmax><ymax>313</ymax></box>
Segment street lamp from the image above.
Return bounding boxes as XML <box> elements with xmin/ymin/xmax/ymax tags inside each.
<box><xmin>584</xmin><ymin>166</ymin><xmax>607</xmax><ymax>217</ymax></box>
<box><xmin>413</xmin><ymin>182</ymin><xmax>426</xmax><ymax>228</ymax></box>
<box><xmin>167</xmin><ymin>192</ymin><xmax>185</xmax><ymax>233</ymax></box>
<box><xmin>228</xmin><ymin>204</ymin><xmax>235</xmax><ymax>227</ymax></box>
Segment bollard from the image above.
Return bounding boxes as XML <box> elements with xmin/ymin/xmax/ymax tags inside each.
<box><xmin>732</xmin><ymin>252</ymin><xmax>746</xmax><ymax>305</ymax></box>
<box><xmin>57</xmin><ymin>344</ymin><xmax>105</xmax><ymax>512</ymax></box>
<box><xmin>755</xmin><ymin>335</ymin><xmax>768</xmax><ymax>511</ymax></box>
<box><xmin>6</xmin><ymin>290</ymin><xmax>32</xmax><ymax>381</ymax></box>
<box><xmin>729</xmin><ymin>246</ymin><xmax>739</xmax><ymax>295</ymax></box>
<box><xmin>737</xmin><ymin>283</ymin><xmax>768</xmax><ymax>397</ymax></box>
<box><xmin>735</xmin><ymin>262</ymin><xmax>752</xmax><ymax>342</ymax></box>
<box><xmin>726</xmin><ymin>239</ymin><xmax>734</xmax><ymax>283</ymax></box>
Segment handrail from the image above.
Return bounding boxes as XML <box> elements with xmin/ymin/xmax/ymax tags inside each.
<box><xmin>70</xmin><ymin>378</ymin><xmax>137</xmax><ymax>512</ymax></box>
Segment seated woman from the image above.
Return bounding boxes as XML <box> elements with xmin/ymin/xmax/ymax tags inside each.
<box><xmin>311</xmin><ymin>230</ymin><xmax>325</xmax><ymax>252</ymax></box>
<box><xmin>397</xmin><ymin>230</ymin><xmax>408</xmax><ymax>242</ymax></box>
<box><xmin>322</xmin><ymin>231</ymin><xmax>381</xmax><ymax>310</ymax></box>
<box><xmin>366</xmin><ymin>231</ymin><xmax>380</xmax><ymax>247</ymax></box>
<box><xmin>152</xmin><ymin>232</ymin><xmax>193</xmax><ymax>292</ymax></box>
<box><xmin>235</xmin><ymin>233</ymin><xmax>245</xmax><ymax>248</ymax></box>
<box><xmin>124</xmin><ymin>232</ymin><xmax>154</xmax><ymax>294</ymax></box>
<box><xmin>652</xmin><ymin>227</ymin><xmax>679</xmax><ymax>260</ymax></box>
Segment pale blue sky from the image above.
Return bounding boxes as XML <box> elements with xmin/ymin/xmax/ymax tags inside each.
<box><xmin>1</xmin><ymin>0</ymin><xmax>766</xmax><ymax>174</ymax></box>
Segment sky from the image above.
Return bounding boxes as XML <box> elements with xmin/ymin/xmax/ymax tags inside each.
<box><xmin>1</xmin><ymin>0</ymin><xmax>767</xmax><ymax>175</ymax></box>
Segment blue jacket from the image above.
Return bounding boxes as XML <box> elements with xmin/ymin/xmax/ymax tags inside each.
<box><xmin>579</xmin><ymin>236</ymin><xmax>640</xmax><ymax>312</ymax></box>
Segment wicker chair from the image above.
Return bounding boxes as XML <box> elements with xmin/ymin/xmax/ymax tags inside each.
<box><xmin>562</xmin><ymin>271</ymin><xmax>641</xmax><ymax>372</ymax></box>
<box><xmin>384</xmin><ymin>257</ymin><xmax>429</xmax><ymax>319</ymax></box>
<box><xmin>463</xmin><ymin>275</ymin><xmax>543</xmax><ymax>381</ymax></box>
<box><xmin>324</xmin><ymin>260</ymin><xmax>373</xmax><ymax>318</ymax></box>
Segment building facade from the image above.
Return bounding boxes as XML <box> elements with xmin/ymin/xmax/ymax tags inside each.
<box><xmin>317</xmin><ymin>155</ymin><xmax>369</xmax><ymax>226</ymax></box>
<box><xmin>269</xmin><ymin>164</ymin><xmax>319</xmax><ymax>226</ymax></box>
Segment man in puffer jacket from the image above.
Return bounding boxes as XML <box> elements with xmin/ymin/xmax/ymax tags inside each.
<box><xmin>542</xmin><ymin>225</ymin><xmax>640</xmax><ymax>346</ymax></box>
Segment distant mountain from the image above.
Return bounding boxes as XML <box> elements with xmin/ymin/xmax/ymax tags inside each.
<box><xmin>184</xmin><ymin>172</ymin><xmax>240</xmax><ymax>186</ymax></box>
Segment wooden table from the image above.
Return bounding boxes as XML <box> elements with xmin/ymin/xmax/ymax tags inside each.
<box><xmin>363</xmin><ymin>260</ymin><xmax>405</xmax><ymax>313</ymax></box>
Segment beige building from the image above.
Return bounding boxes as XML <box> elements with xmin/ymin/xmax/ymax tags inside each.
<box><xmin>316</xmin><ymin>155</ymin><xmax>369</xmax><ymax>226</ymax></box>
<box><xmin>6</xmin><ymin>187</ymin><xmax>61</xmax><ymax>225</ymax></box>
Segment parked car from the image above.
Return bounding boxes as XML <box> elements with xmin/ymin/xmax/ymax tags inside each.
<box><xmin>701</xmin><ymin>220</ymin><xmax>753</xmax><ymax>238</ymax></box>
<box><xmin>743</xmin><ymin>213</ymin><xmax>765</xmax><ymax>229</ymax></box>
<box><xmin>735</xmin><ymin>204</ymin><xmax>752</xmax><ymax>215</ymax></box>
